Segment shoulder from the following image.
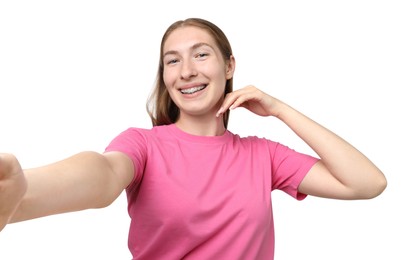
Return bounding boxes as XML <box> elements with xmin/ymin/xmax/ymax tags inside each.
<box><xmin>106</xmin><ymin>126</ymin><xmax>167</xmax><ymax>151</ymax></box>
<box><xmin>117</xmin><ymin>125</ymin><xmax>170</xmax><ymax>140</ymax></box>
<box><xmin>228</xmin><ymin>131</ymin><xmax>296</xmax><ymax>158</ymax></box>
<box><xmin>229</xmin><ymin>131</ymin><xmax>276</xmax><ymax>146</ymax></box>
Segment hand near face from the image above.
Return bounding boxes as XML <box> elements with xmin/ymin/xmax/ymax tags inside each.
<box><xmin>216</xmin><ymin>85</ymin><xmax>280</xmax><ymax>118</ymax></box>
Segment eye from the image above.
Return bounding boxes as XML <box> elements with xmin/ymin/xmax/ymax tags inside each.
<box><xmin>195</xmin><ymin>52</ymin><xmax>209</xmax><ymax>59</ymax></box>
<box><xmin>166</xmin><ymin>58</ymin><xmax>179</xmax><ymax>65</ymax></box>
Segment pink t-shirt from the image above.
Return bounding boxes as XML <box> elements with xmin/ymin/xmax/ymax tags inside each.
<box><xmin>105</xmin><ymin>124</ymin><xmax>319</xmax><ymax>259</ymax></box>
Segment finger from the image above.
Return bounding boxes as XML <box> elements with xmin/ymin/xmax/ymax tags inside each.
<box><xmin>216</xmin><ymin>93</ymin><xmax>239</xmax><ymax>117</ymax></box>
<box><xmin>216</xmin><ymin>86</ymin><xmax>258</xmax><ymax>117</ymax></box>
<box><xmin>230</xmin><ymin>93</ymin><xmax>253</xmax><ymax>110</ymax></box>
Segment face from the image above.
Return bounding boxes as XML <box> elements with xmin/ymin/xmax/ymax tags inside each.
<box><xmin>162</xmin><ymin>26</ymin><xmax>234</xmax><ymax>119</ymax></box>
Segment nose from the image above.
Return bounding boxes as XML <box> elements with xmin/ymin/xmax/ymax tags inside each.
<box><xmin>180</xmin><ymin>59</ymin><xmax>197</xmax><ymax>79</ymax></box>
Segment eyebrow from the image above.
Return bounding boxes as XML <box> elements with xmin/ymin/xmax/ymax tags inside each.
<box><xmin>163</xmin><ymin>42</ymin><xmax>214</xmax><ymax>57</ymax></box>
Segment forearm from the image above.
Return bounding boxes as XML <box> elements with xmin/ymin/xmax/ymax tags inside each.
<box><xmin>275</xmin><ymin>101</ymin><xmax>386</xmax><ymax>197</ymax></box>
<box><xmin>10</xmin><ymin>151</ymin><xmax>122</xmax><ymax>223</ymax></box>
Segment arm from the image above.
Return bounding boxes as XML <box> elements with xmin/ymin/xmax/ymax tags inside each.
<box><xmin>217</xmin><ymin>85</ymin><xmax>387</xmax><ymax>200</ymax></box>
<box><xmin>1</xmin><ymin>151</ymin><xmax>134</xmax><ymax>228</ymax></box>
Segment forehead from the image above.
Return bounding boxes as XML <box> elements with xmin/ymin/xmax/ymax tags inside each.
<box><xmin>163</xmin><ymin>26</ymin><xmax>217</xmax><ymax>53</ymax></box>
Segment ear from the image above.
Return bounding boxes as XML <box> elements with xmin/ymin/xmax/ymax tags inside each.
<box><xmin>225</xmin><ymin>55</ymin><xmax>236</xmax><ymax>80</ymax></box>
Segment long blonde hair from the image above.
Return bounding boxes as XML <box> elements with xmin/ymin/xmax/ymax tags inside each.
<box><xmin>146</xmin><ymin>18</ymin><xmax>234</xmax><ymax>128</ymax></box>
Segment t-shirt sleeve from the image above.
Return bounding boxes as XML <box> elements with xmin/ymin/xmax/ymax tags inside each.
<box><xmin>268</xmin><ymin>141</ymin><xmax>319</xmax><ymax>200</ymax></box>
<box><xmin>104</xmin><ymin>128</ymin><xmax>148</xmax><ymax>188</ymax></box>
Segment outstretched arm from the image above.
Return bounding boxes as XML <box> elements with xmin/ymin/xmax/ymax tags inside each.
<box><xmin>0</xmin><ymin>151</ymin><xmax>134</xmax><ymax>230</ymax></box>
<box><xmin>217</xmin><ymin>85</ymin><xmax>387</xmax><ymax>200</ymax></box>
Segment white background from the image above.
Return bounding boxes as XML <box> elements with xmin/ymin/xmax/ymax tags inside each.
<box><xmin>0</xmin><ymin>1</ymin><xmax>406</xmax><ymax>259</ymax></box>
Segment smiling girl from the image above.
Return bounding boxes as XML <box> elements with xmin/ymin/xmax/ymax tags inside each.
<box><xmin>0</xmin><ymin>18</ymin><xmax>387</xmax><ymax>259</ymax></box>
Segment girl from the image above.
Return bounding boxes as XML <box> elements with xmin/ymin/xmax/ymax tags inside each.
<box><xmin>0</xmin><ymin>18</ymin><xmax>386</xmax><ymax>259</ymax></box>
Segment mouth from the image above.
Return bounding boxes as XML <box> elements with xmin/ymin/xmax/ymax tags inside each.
<box><xmin>179</xmin><ymin>84</ymin><xmax>207</xmax><ymax>95</ymax></box>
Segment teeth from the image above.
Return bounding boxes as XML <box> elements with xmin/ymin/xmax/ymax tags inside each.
<box><xmin>180</xmin><ymin>85</ymin><xmax>206</xmax><ymax>94</ymax></box>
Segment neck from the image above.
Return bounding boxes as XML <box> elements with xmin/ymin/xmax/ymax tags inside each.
<box><xmin>175</xmin><ymin>113</ymin><xmax>226</xmax><ymax>136</ymax></box>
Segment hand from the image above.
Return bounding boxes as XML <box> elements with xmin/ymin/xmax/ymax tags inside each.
<box><xmin>0</xmin><ymin>153</ymin><xmax>27</xmax><ymax>231</ymax></box>
<box><xmin>216</xmin><ymin>85</ymin><xmax>278</xmax><ymax>117</ymax></box>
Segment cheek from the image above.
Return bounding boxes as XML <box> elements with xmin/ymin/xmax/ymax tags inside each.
<box><xmin>213</xmin><ymin>71</ymin><xmax>228</xmax><ymax>90</ymax></box>
<box><xmin>162</xmin><ymin>70</ymin><xmax>170</xmax><ymax>87</ymax></box>
<box><xmin>163</xmin><ymin>72</ymin><xmax>176</xmax><ymax>98</ymax></box>
<box><xmin>162</xmin><ymin>68</ymin><xmax>175</xmax><ymax>88</ymax></box>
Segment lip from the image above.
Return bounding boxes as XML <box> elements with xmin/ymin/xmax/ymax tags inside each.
<box><xmin>178</xmin><ymin>82</ymin><xmax>208</xmax><ymax>91</ymax></box>
<box><xmin>177</xmin><ymin>83</ymin><xmax>208</xmax><ymax>97</ymax></box>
